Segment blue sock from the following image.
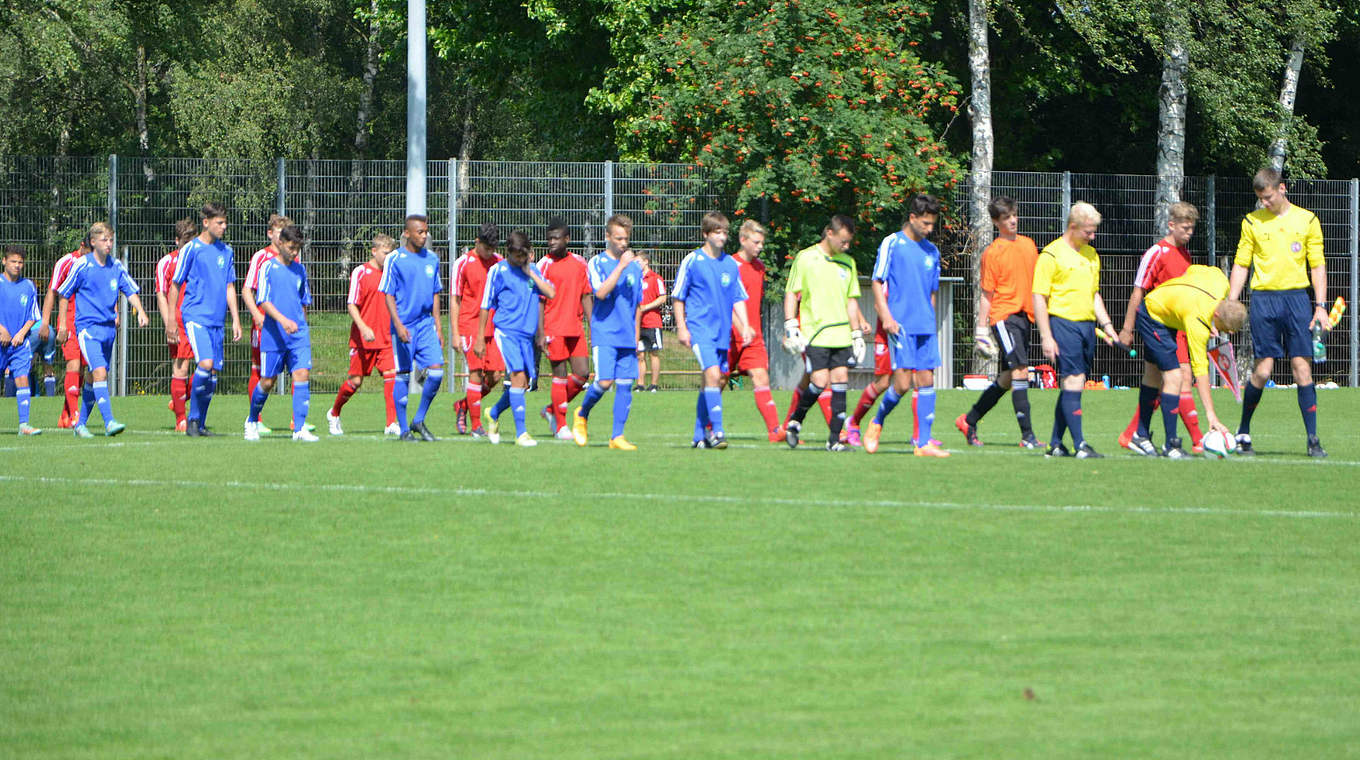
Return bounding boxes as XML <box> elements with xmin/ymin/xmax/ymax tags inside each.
<box><xmin>873</xmin><ymin>386</ymin><xmax>902</xmax><ymax>425</ymax></box>
<box><xmin>1239</xmin><ymin>381</ymin><xmax>1264</xmax><ymax>435</ymax></box>
<box><xmin>1061</xmin><ymin>389</ymin><xmax>1084</xmax><ymax>447</ymax></box>
<box><xmin>16</xmin><ymin>387</ymin><xmax>30</xmax><ymax>424</ymax></box>
<box><xmin>1050</xmin><ymin>393</ymin><xmax>1067</xmax><ymax>446</ymax></box>
<box><xmin>79</xmin><ymin>383</ymin><xmax>95</xmax><ymax>426</ymax></box>
<box><xmin>1137</xmin><ymin>384</ymin><xmax>1159</xmax><ymax>437</ymax></box>
<box><xmin>693</xmin><ymin>391</ymin><xmax>710</xmax><ymax>442</ymax></box>
<box><xmin>413</xmin><ymin>368</ymin><xmax>442</xmax><ymax>425</ymax></box>
<box><xmin>579</xmin><ymin>381</ymin><xmax>606</xmax><ymax>418</ymax></box>
<box><xmin>612</xmin><ymin>380</ymin><xmax>633</xmax><ymax>438</ymax></box>
<box><xmin>1160</xmin><ymin>392</ymin><xmax>1180</xmax><ymax>443</ymax></box>
<box><xmin>91</xmin><ymin>381</ymin><xmax>113</xmax><ymax>426</ymax></box>
<box><xmin>703</xmin><ymin>387</ymin><xmax>724</xmax><ymax>436</ymax></box>
<box><xmin>248</xmin><ymin>386</ymin><xmax>269</xmax><ymax>422</ymax></box>
<box><xmin>199</xmin><ymin>371</ymin><xmax>217</xmax><ymax>424</ymax></box>
<box><xmin>1297</xmin><ymin>383</ymin><xmax>1318</xmax><ymax>437</ymax></box>
<box><xmin>510</xmin><ymin>387</ymin><xmax>526</xmax><ymax>436</ymax></box>
<box><xmin>393</xmin><ymin>373</ymin><xmax>410</xmax><ymax>433</ymax></box>
<box><xmin>490</xmin><ymin>386</ymin><xmax>512</xmax><ymax>419</ymax></box>
<box><xmin>292</xmin><ymin>381</ymin><xmax>310</xmax><ymax>433</ymax></box>
<box><xmin>916</xmin><ymin>385</ymin><xmax>937</xmax><ymax>443</ymax></box>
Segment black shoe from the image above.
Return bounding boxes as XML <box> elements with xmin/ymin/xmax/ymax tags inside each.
<box><xmin>691</xmin><ymin>437</ymin><xmax>711</xmax><ymax>449</ymax></box>
<box><xmin>1308</xmin><ymin>435</ymin><xmax>1327</xmax><ymax>458</ymax></box>
<box><xmin>785</xmin><ymin>420</ymin><xmax>801</xmax><ymax>449</ymax></box>
<box><xmin>1162</xmin><ymin>437</ymin><xmax>1190</xmax><ymax>460</ymax></box>
<box><xmin>1128</xmin><ymin>434</ymin><xmax>1160</xmax><ymax>457</ymax></box>
<box><xmin>1235</xmin><ymin>434</ymin><xmax>1256</xmax><ymax>456</ymax></box>
<box><xmin>1019</xmin><ymin>435</ymin><xmax>1044</xmax><ymax>450</ymax></box>
<box><xmin>186</xmin><ymin>422</ymin><xmax>201</xmax><ymax>438</ymax></box>
<box><xmin>411</xmin><ymin>421</ymin><xmax>437</xmax><ymax>442</ymax></box>
<box><xmin>826</xmin><ymin>440</ymin><xmax>847</xmax><ymax>452</ymax></box>
<box><xmin>197</xmin><ymin>425</ymin><xmax>216</xmax><ymax>437</ymax></box>
<box><xmin>400</xmin><ymin>430</ymin><xmax>419</xmax><ymax>442</ymax></box>
<box><xmin>1044</xmin><ymin>441</ymin><xmax>1071</xmax><ymax>458</ymax></box>
<box><xmin>1075</xmin><ymin>442</ymin><xmax>1104</xmax><ymax>459</ymax></box>
<box><xmin>647</xmin><ymin>384</ymin><xmax>659</xmax><ymax>393</ymax></box>
<box><xmin>707</xmin><ymin>431</ymin><xmax>728</xmax><ymax>450</ymax></box>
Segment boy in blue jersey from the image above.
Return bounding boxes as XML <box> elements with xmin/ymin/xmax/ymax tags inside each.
<box><xmin>169</xmin><ymin>202</ymin><xmax>243</xmax><ymax>437</ymax></box>
<box><xmin>0</xmin><ymin>246</ymin><xmax>43</xmax><ymax>435</ymax></box>
<box><xmin>572</xmin><ymin>214</ymin><xmax>644</xmax><ymax>450</ymax></box>
<box><xmin>476</xmin><ymin>230</ymin><xmax>556</xmax><ymax>446</ymax></box>
<box><xmin>673</xmin><ymin>211</ymin><xmax>754</xmax><ymax>449</ymax></box>
<box><xmin>56</xmin><ymin>223</ymin><xmax>150</xmax><ymax>437</ymax></box>
<box><xmin>380</xmin><ymin>214</ymin><xmax>445</xmax><ymax>442</ymax></box>
<box><xmin>244</xmin><ymin>226</ymin><xmax>316</xmax><ymax>442</ymax></box>
<box><xmin>862</xmin><ymin>195</ymin><xmax>950</xmax><ymax>457</ymax></box>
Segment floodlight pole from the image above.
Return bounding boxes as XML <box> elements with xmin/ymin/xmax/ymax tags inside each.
<box><xmin>406</xmin><ymin>0</ymin><xmax>427</xmax><ymax>216</ymax></box>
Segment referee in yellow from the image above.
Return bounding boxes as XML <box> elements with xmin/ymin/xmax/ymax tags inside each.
<box><xmin>1228</xmin><ymin>168</ymin><xmax>1329</xmax><ymax>458</ymax></box>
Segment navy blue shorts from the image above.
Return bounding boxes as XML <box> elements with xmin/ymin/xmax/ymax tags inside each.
<box><xmin>1136</xmin><ymin>305</ymin><xmax>1180</xmax><ymax>372</ymax></box>
<box><xmin>1249</xmin><ymin>289</ymin><xmax>1312</xmax><ymax>359</ymax></box>
<box><xmin>1050</xmin><ymin>316</ymin><xmax>1094</xmax><ymax>377</ymax></box>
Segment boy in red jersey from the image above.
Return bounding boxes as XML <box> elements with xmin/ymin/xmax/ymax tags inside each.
<box><xmin>38</xmin><ymin>235</ymin><xmax>91</xmax><ymax>427</ymax></box>
<box><xmin>451</xmin><ymin>223</ymin><xmax>504</xmax><ymax>436</ymax></box>
<box><xmin>154</xmin><ymin>218</ymin><xmax>198</xmax><ymax>431</ymax></box>
<box><xmin>637</xmin><ymin>254</ymin><xmax>667</xmax><ymax>391</ymax></box>
<box><xmin>725</xmin><ymin>220</ymin><xmax>783</xmax><ymax>441</ymax></box>
<box><xmin>328</xmin><ymin>234</ymin><xmax>400</xmax><ymax>436</ymax></box>
<box><xmin>536</xmin><ymin>218</ymin><xmax>593</xmax><ymax>439</ymax></box>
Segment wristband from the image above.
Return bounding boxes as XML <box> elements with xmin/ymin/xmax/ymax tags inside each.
<box><xmin>1316</xmin><ymin>301</ymin><xmax>1327</xmax><ymax>308</ymax></box>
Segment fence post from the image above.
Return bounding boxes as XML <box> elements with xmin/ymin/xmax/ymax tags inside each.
<box><xmin>604</xmin><ymin>160</ymin><xmax>614</xmax><ymax>220</ymax></box>
<box><xmin>1206</xmin><ymin>174</ymin><xmax>1217</xmax><ymax>268</ymax></box>
<box><xmin>276</xmin><ymin>158</ymin><xmax>287</xmax><ymax>215</ymax></box>
<box><xmin>118</xmin><ymin>246</ymin><xmax>130</xmax><ymax>397</ymax></box>
<box><xmin>1060</xmin><ymin>170</ymin><xmax>1071</xmax><ymax>224</ymax></box>
<box><xmin>448</xmin><ymin>157</ymin><xmax>458</xmax><ymax>391</ymax></box>
<box><xmin>1350</xmin><ymin>177</ymin><xmax>1358</xmax><ymax>387</ymax></box>
<box><xmin>107</xmin><ymin>154</ymin><xmax>124</xmax><ymax>395</ymax></box>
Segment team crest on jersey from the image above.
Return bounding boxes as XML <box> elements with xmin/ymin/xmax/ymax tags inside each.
<box><xmin>19</xmin><ymin>295</ymin><xmax>28</xmax><ymax>306</ymax></box>
<box><xmin>109</xmin><ymin>279</ymin><xmax>118</xmax><ymax>290</ymax></box>
<box><xmin>425</xmin><ymin>265</ymin><xmax>435</xmax><ymax>277</ymax></box>
<box><xmin>1291</xmin><ymin>241</ymin><xmax>1302</xmax><ymax>253</ymax></box>
<box><xmin>720</xmin><ymin>272</ymin><xmax>731</xmax><ymax>287</ymax></box>
<box><xmin>217</xmin><ymin>255</ymin><xmax>225</xmax><ymax>268</ymax></box>
<box><xmin>924</xmin><ymin>255</ymin><xmax>936</xmax><ymax>268</ymax></box>
<box><xmin>626</xmin><ymin>274</ymin><xmax>636</xmax><ymax>287</ymax></box>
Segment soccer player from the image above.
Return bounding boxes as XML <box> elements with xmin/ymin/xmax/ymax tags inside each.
<box><xmin>380</xmin><ymin>214</ymin><xmax>445</xmax><ymax>442</ymax></box>
<box><xmin>1134</xmin><ymin>264</ymin><xmax>1247</xmax><ymax>458</ymax></box>
<box><xmin>169</xmin><ymin>202</ymin><xmax>242</xmax><ymax>437</ymax></box>
<box><xmin>781</xmin><ymin>214</ymin><xmax>867</xmax><ymax>451</ymax></box>
<box><xmin>862</xmin><ymin>195</ymin><xmax>950</xmax><ymax>457</ymax></box>
<box><xmin>845</xmin><ymin>339</ymin><xmax>890</xmax><ymax>447</ymax></box>
<box><xmin>39</xmin><ymin>234</ymin><xmax>91</xmax><ymax>428</ymax></box>
<box><xmin>245</xmin><ymin>226</ymin><xmax>316</xmax><ymax>442</ymax></box>
<box><xmin>56</xmin><ymin>222</ymin><xmax>150</xmax><ymax>437</ymax></box>
<box><xmin>242</xmin><ymin>214</ymin><xmax>292</xmax><ymax>398</ymax></box>
<box><xmin>1033</xmin><ymin>201</ymin><xmax>1116</xmax><ymax>458</ymax></box>
<box><xmin>726</xmin><ymin>220</ymin><xmax>784</xmax><ymax>442</ymax></box>
<box><xmin>637</xmin><ymin>254</ymin><xmax>667</xmax><ymax>391</ymax></box>
<box><xmin>0</xmin><ymin>245</ymin><xmax>42</xmax><ymax>435</ymax></box>
<box><xmin>572</xmin><ymin>213</ymin><xmax>643</xmax><ymax>450</ymax></box>
<box><xmin>328</xmin><ymin>234</ymin><xmax>400</xmax><ymax>436</ymax></box>
<box><xmin>536</xmin><ymin>218</ymin><xmax>593</xmax><ymax>439</ymax></box>
<box><xmin>1229</xmin><ymin>168</ymin><xmax>1329</xmax><ymax>457</ymax></box>
<box><xmin>451</xmin><ymin>222</ymin><xmax>503</xmax><ymax>436</ymax></box>
<box><xmin>155</xmin><ymin>218</ymin><xmax>198</xmax><ymax>431</ymax></box>
<box><xmin>1115</xmin><ymin>201</ymin><xmax>1203</xmax><ymax>455</ymax></box>
<box><xmin>955</xmin><ymin>196</ymin><xmax>1042</xmax><ymax>448</ymax></box>
<box><xmin>477</xmin><ymin>229</ymin><xmax>556</xmax><ymax>446</ymax></box>
<box><xmin>673</xmin><ymin>211</ymin><xmax>753</xmax><ymax>449</ymax></box>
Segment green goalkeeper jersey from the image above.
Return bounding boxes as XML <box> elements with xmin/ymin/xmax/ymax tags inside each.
<box><xmin>786</xmin><ymin>243</ymin><xmax>860</xmax><ymax>348</ymax></box>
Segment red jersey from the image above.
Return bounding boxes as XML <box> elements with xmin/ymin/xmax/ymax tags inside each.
<box><xmin>347</xmin><ymin>261</ymin><xmax>391</xmax><ymax>349</ymax></box>
<box><xmin>1133</xmin><ymin>239</ymin><xmax>1191</xmax><ymax>291</ymax></box>
<box><xmin>538</xmin><ymin>252</ymin><xmax>590</xmax><ymax>338</ymax></box>
<box><xmin>453</xmin><ymin>249</ymin><xmax>502</xmax><ymax>337</ymax></box>
<box><xmin>49</xmin><ymin>250</ymin><xmax>81</xmax><ymax>333</ymax></box>
<box><xmin>155</xmin><ymin>247</ymin><xmax>186</xmax><ymax>324</ymax></box>
<box><xmin>733</xmin><ymin>256</ymin><xmax>766</xmax><ymax>340</ymax></box>
<box><xmin>640</xmin><ymin>270</ymin><xmax>667</xmax><ymax>329</ymax></box>
<box><xmin>245</xmin><ymin>245</ymin><xmax>278</xmax><ymax>291</ymax></box>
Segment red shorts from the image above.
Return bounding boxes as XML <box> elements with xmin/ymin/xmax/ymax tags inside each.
<box><xmin>728</xmin><ymin>336</ymin><xmax>769</xmax><ymax>375</ymax></box>
<box><xmin>62</xmin><ymin>333</ymin><xmax>82</xmax><ymax>363</ymax></box>
<box><xmin>1175</xmin><ymin>331</ymin><xmax>1189</xmax><ymax>364</ymax></box>
<box><xmin>544</xmin><ymin>334</ymin><xmax>586</xmax><ymax>363</ymax></box>
<box><xmin>348</xmin><ymin>346</ymin><xmax>394</xmax><ymax>377</ymax></box>
<box><xmin>874</xmin><ymin>334</ymin><xmax>891</xmax><ymax>376</ymax></box>
<box><xmin>168</xmin><ymin>339</ymin><xmax>194</xmax><ymax>361</ymax></box>
<box><xmin>251</xmin><ymin>325</ymin><xmax>262</xmax><ymax>368</ymax></box>
<box><xmin>460</xmin><ymin>335</ymin><xmax>505</xmax><ymax>372</ymax></box>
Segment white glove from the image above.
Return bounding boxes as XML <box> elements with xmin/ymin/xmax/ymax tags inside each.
<box><xmin>782</xmin><ymin>318</ymin><xmax>806</xmax><ymax>355</ymax></box>
<box><xmin>974</xmin><ymin>326</ymin><xmax>998</xmax><ymax>358</ymax></box>
<box><xmin>851</xmin><ymin>329</ymin><xmax>867</xmax><ymax>365</ymax></box>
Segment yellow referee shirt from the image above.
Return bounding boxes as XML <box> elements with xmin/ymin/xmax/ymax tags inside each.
<box><xmin>1145</xmin><ymin>265</ymin><xmax>1229</xmax><ymax>378</ymax></box>
<box><xmin>786</xmin><ymin>244</ymin><xmax>861</xmax><ymax>348</ymax></box>
<box><xmin>1033</xmin><ymin>238</ymin><xmax>1100</xmax><ymax>321</ymax></box>
<box><xmin>1233</xmin><ymin>205</ymin><xmax>1324</xmax><ymax>291</ymax></box>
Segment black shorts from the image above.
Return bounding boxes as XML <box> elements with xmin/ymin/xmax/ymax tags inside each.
<box><xmin>804</xmin><ymin>345</ymin><xmax>852</xmax><ymax>372</ymax></box>
<box><xmin>992</xmin><ymin>313</ymin><xmax>1032</xmax><ymax>370</ymax></box>
<box><xmin>638</xmin><ymin>327</ymin><xmax>663</xmax><ymax>352</ymax></box>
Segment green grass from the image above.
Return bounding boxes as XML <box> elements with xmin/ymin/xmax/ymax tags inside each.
<box><xmin>2</xmin><ymin>387</ymin><xmax>1359</xmax><ymax>758</ymax></box>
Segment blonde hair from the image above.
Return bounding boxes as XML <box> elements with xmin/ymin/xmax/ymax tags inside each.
<box><xmin>739</xmin><ymin>220</ymin><xmax>767</xmax><ymax>239</ymax></box>
<box><xmin>267</xmin><ymin>214</ymin><xmax>294</xmax><ymax>232</ymax></box>
<box><xmin>1169</xmin><ymin>201</ymin><xmax>1199</xmax><ymax>224</ymax></box>
<box><xmin>371</xmin><ymin>233</ymin><xmax>397</xmax><ymax>252</ymax></box>
<box><xmin>1215</xmin><ymin>300</ymin><xmax>1247</xmax><ymax>332</ymax></box>
<box><xmin>1067</xmin><ymin>201</ymin><xmax>1101</xmax><ymax>228</ymax></box>
<box><xmin>89</xmin><ymin>221</ymin><xmax>113</xmax><ymax>239</ymax></box>
<box><xmin>606</xmin><ymin>213</ymin><xmax>633</xmax><ymax>233</ymax></box>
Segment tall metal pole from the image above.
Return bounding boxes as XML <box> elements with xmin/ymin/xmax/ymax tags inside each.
<box><xmin>276</xmin><ymin>158</ymin><xmax>287</xmax><ymax>216</ymax></box>
<box><xmin>406</xmin><ymin>0</ymin><xmax>427</xmax><ymax>216</ymax></box>
<box><xmin>1349</xmin><ymin>177</ymin><xmax>1358</xmax><ymax>387</ymax></box>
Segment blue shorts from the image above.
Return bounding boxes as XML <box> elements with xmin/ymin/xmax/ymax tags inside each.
<box><xmin>593</xmin><ymin>345</ymin><xmax>638</xmax><ymax>381</ymax></box>
<box><xmin>393</xmin><ymin>318</ymin><xmax>443</xmax><ymax>373</ymax></box>
<box><xmin>888</xmin><ymin>331</ymin><xmax>940</xmax><ymax>371</ymax></box>
<box><xmin>1050</xmin><ymin>316</ymin><xmax>1094</xmax><ymax>377</ymax></box>
<box><xmin>184</xmin><ymin>320</ymin><xmax>225</xmax><ymax>368</ymax></box>
<box><xmin>0</xmin><ymin>343</ymin><xmax>33</xmax><ymax>378</ymax></box>
<box><xmin>1249</xmin><ymin>289</ymin><xmax>1312</xmax><ymax>360</ymax></box>
<box><xmin>1136</xmin><ymin>305</ymin><xmax>1180</xmax><ymax>372</ymax></box>
<box><xmin>495</xmin><ymin>330</ymin><xmax>536</xmax><ymax>377</ymax></box>
<box><xmin>76</xmin><ymin>324</ymin><xmax>117</xmax><ymax>371</ymax></box>
<box><xmin>260</xmin><ymin>334</ymin><xmax>312</xmax><ymax>376</ymax></box>
<box><xmin>691</xmin><ymin>342</ymin><xmax>729</xmax><ymax>373</ymax></box>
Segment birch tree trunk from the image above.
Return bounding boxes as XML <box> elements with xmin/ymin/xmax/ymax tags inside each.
<box><xmin>968</xmin><ymin>0</ymin><xmax>994</xmax><ymax>374</ymax></box>
<box><xmin>1154</xmin><ymin>34</ymin><xmax>1187</xmax><ymax>234</ymax></box>
<box><xmin>1267</xmin><ymin>36</ymin><xmax>1306</xmax><ymax>173</ymax></box>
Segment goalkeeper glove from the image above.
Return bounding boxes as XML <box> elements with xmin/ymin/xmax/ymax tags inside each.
<box><xmin>974</xmin><ymin>327</ymin><xmax>997</xmax><ymax>358</ymax></box>
<box><xmin>851</xmin><ymin>329</ymin><xmax>867</xmax><ymax>365</ymax></box>
<box><xmin>782</xmin><ymin>318</ymin><xmax>806</xmax><ymax>355</ymax></box>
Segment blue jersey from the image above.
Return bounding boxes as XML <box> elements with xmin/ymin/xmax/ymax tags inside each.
<box><xmin>172</xmin><ymin>237</ymin><xmax>235</xmax><ymax>326</ymax></box>
<box><xmin>482</xmin><ymin>260</ymin><xmax>545</xmax><ymax>338</ymax></box>
<box><xmin>672</xmin><ymin>247</ymin><xmax>747</xmax><ymax>348</ymax></box>
<box><xmin>0</xmin><ymin>275</ymin><xmax>40</xmax><ymax>335</ymax></box>
<box><xmin>872</xmin><ymin>230</ymin><xmax>939</xmax><ymax>334</ymax></box>
<box><xmin>57</xmin><ymin>253</ymin><xmax>140</xmax><ymax>330</ymax></box>
<box><xmin>378</xmin><ymin>247</ymin><xmax>442</xmax><ymax>327</ymax></box>
<box><xmin>587</xmin><ymin>251</ymin><xmax>644</xmax><ymax>349</ymax></box>
<box><xmin>255</xmin><ymin>257</ymin><xmax>312</xmax><ymax>352</ymax></box>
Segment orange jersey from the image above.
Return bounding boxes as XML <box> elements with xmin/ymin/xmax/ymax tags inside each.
<box><xmin>979</xmin><ymin>235</ymin><xmax>1038</xmax><ymax>324</ymax></box>
<box><xmin>640</xmin><ymin>270</ymin><xmax>666</xmax><ymax>329</ymax></box>
<box><xmin>734</xmin><ymin>256</ymin><xmax>766</xmax><ymax>341</ymax></box>
<box><xmin>538</xmin><ymin>252</ymin><xmax>590</xmax><ymax>338</ymax></box>
<box><xmin>347</xmin><ymin>261</ymin><xmax>391</xmax><ymax>349</ymax></box>
<box><xmin>452</xmin><ymin>250</ymin><xmax>502</xmax><ymax>337</ymax></box>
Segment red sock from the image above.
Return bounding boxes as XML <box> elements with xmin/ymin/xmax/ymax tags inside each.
<box><xmin>552</xmin><ymin>377</ymin><xmax>569</xmax><ymax>429</ymax></box>
<box><xmin>851</xmin><ymin>384</ymin><xmax>880</xmax><ymax>426</ymax></box>
<box><xmin>468</xmin><ymin>383</ymin><xmax>483</xmax><ymax>430</ymax></box>
<box><xmin>64</xmin><ymin>370</ymin><xmax>80</xmax><ymax>419</ymax></box>
<box><xmin>247</xmin><ymin>364</ymin><xmax>260</xmax><ymax>398</ymax></box>
<box><xmin>565</xmin><ymin>373</ymin><xmax>587</xmax><ymax>400</ymax></box>
<box><xmin>332</xmin><ymin>379</ymin><xmax>358</xmax><ymax>416</ymax></box>
<box><xmin>818</xmin><ymin>389</ymin><xmax>832</xmax><ymax>425</ymax></box>
<box><xmin>912</xmin><ymin>389</ymin><xmax>921</xmax><ymax>443</ymax></box>
<box><xmin>382</xmin><ymin>372</ymin><xmax>397</xmax><ymax>425</ymax></box>
<box><xmin>170</xmin><ymin>377</ymin><xmax>188</xmax><ymax>423</ymax></box>
<box><xmin>784</xmin><ymin>391</ymin><xmax>801</xmax><ymax>425</ymax></box>
<box><xmin>1121</xmin><ymin>406</ymin><xmax>1142</xmax><ymax>440</ymax></box>
<box><xmin>753</xmin><ymin>385</ymin><xmax>780</xmax><ymax>433</ymax></box>
<box><xmin>1179</xmin><ymin>393</ymin><xmax>1203</xmax><ymax>446</ymax></box>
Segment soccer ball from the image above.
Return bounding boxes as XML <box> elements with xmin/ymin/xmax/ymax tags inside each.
<box><xmin>1202</xmin><ymin>430</ymin><xmax>1236</xmax><ymax>459</ymax></box>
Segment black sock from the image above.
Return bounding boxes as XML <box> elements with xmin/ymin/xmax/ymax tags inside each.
<box><xmin>793</xmin><ymin>383</ymin><xmax>823</xmax><ymax>424</ymax></box>
<box><xmin>1239</xmin><ymin>381</ymin><xmax>1264</xmax><ymax>435</ymax></box>
<box><xmin>967</xmin><ymin>382</ymin><xmax>1007</xmax><ymax>426</ymax></box>
<box><xmin>1137</xmin><ymin>384</ymin><xmax>1159</xmax><ymax>438</ymax></box>
<box><xmin>1011</xmin><ymin>380</ymin><xmax>1033</xmax><ymax>436</ymax></box>
<box><xmin>1298</xmin><ymin>383</ymin><xmax>1318</xmax><ymax>437</ymax></box>
<box><xmin>828</xmin><ymin>383</ymin><xmax>847</xmax><ymax>443</ymax></box>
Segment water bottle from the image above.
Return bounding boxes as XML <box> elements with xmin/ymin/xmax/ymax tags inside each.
<box><xmin>1312</xmin><ymin>324</ymin><xmax>1327</xmax><ymax>362</ymax></box>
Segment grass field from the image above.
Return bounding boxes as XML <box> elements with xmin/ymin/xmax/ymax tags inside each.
<box><xmin>3</xmin><ymin>387</ymin><xmax>1359</xmax><ymax>758</ymax></box>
